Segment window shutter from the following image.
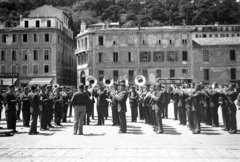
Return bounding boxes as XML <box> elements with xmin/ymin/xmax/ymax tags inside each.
<box><xmin>103</xmin><ymin>53</ymin><xmax>107</xmax><ymax>62</ymax></box>
<box><xmin>131</xmin><ymin>52</ymin><xmax>134</xmax><ymax>62</ymax></box>
<box><xmin>96</xmin><ymin>36</ymin><xmax>99</xmax><ymax>46</ymax></box>
<box><xmin>148</xmin><ymin>52</ymin><xmax>151</xmax><ymax>62</ymax></box>
<box><xmin>167</xmin><ymin>51</ymin><xmax>170</xmax><ymax>61</ymax></box>
<box><xmin>118</xmin><ymin>52</ymin><xmax>121</xmax><ymax>62</ymax></box>
<box><xmin>153</xmin><ymin>52</ymin><xmax>156</xmax><ymax>62</ymax></box>
<box><xmin>111</xmin><ymin>53</ymin><xmax>114</xmax><ymax>62</ymax></box>
<box><xmin>103</xmin><ymin>36</ymin><xmax>106</xmax><ymax>46</ymax></box>
<box><xmin>175</xmin><ymin>51</ymin><xmax>178</xmax><ymax>61</ymax></box>
<box><xmin>116</xmin><ymin>36</ymin><xmax>118</xmax><ymax>45</ymax></box>
<box><xmin>96</xmin><ymin>53</ymin><xmax>99</xmax><ymax>62</ymax></box>
<box><xmin>161</xmin><ymin>52</ymin><xmax>164</xmax><ymax>62</ymax></box>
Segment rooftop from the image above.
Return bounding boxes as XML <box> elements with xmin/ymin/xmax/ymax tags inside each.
<box><xmin>193</xmin><ymin>37</ymin><xmax>240</xmax><ymax>46</ymax></box>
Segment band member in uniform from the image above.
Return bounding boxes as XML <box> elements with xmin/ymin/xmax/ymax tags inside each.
<box><xmin>178</xmin><ymin>86</ymin><xmax>187</xmax><ymax>125</ymax></box>
<box><xmin>61</xmin><ymin>86</ymin><xmax>69</xmax><ymax>123</ymax></box>
<box><xmin>218</xmin><ymin>85</ymin><xmax>229</xmax><ymax>131</ymax></box>
<box><xmin>225</xmin><ymin>83</ymin><xmax>238</xmax><ymax>134</ymax></box>
<box><xmin>184</xmin><ymin>88</ymin><xmax>194</xmax><ymax>131</ymax></box>
<box><xmin>190</xmin><ymin>85</ymin><xmax>202</xmax><ymax>134</ymax></box>
<box><xmin>39</xmin><ymin>85</ymin><xmax>49</xmax><ymax>130</ymax></box>
<box><xmin>201</xmin><ymin>86</ymin><xmax>212</xmax><ymax>126</ymax></box>
<box><xmin>162</xmin><ymin>86</ymin><xmax>170</xmax><ymax>119</ymax></box>
<box><xmin>46</xmin><ymin>85</ymin><xmax>54</xmax><ymax>128</ymax></box>
<box><xmin>4</xmin><ymin>85</ymin><xmax>18</xmax><ymax>132</ymax></box>
<box><xmin>206</xmin><ymin>82</ymin><xmax>220</xmax><ymax>127</ymax></box>
<box><xmin>110</xmin><ymin>82</ymin><xmax>119</xmax><ymax>126</ymax></box>
<box><xmin>20</xmin><ymin>87</ymin><xmax>30</xmax><ymax>127</ymax></box>
<box><xmin>171</xmin><ymin>85</ymin><xmax>179</xmax><ymax>120</ymax></box>
<box><xmin>129</xmin><ymin>86</ymin><xmax>138</xmax><ymax>123</ymax></box>
<box><xmin>137</xmin><ymin>86</ymin><xmax>144</xmax><ymax>120</ymax></box>
<box><xmin>151</xmin><ymin>83</ymin><xmax>164</xmax><ymax>134</ymax></box>
<box><xmin>28</xmin><ymin>85</ymin><xmax>41</xmax><ymax>135</ymax></box>
<box><xmin>53</xmin><ymin>87</ymin><xmax>63</xmax><ymax>126</ymax></box>
<box><xmin>84</xmin><ymin>85</ymin><xmax>91</xmax><ymax>125</ymax></box>
<box><xmin>143</xmin><ymin>84</ymin><xmax>151</xmax><ymax>124</ymax></box>
<box><xmin>115</xmin><ymin>83</ymin><xmax>128</xmax><ymax>133</ymax></box>
<box><xmin>15</xmin><ymin>88</ymin><xmax>22</xmax><ymax>121</ymax></box>
<box><xmin>95</xmin><ymin>83</ymin><xmax>108</xmax><ymax>125</ymax></box>
<box><xmin>0</xmin><ymin>90</ymin><xmax>3</xmax><ymax>127</ymax></box>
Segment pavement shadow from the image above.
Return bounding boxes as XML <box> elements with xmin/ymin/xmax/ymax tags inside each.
<box><xmin>84</xmin><ymin>133</ymin><xmax>106</xmax><ymax>136</ymax></box>
<box><xmin>162</xmin><ymin>124</ymin><xmax>181</xmax><ymax>135</ymax></box>
<box><xmin>201</xmin><ymin>127</ymin><xmax>222</xmax><ymax>135</ymax></box>
<box><xmin>126</xmin><ymin>125</ymin><xmax>144</xmax><ymax>135</ymax></box>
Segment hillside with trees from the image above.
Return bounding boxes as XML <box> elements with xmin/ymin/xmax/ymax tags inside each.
<box><xmin>1</xmin><ymin>0</ymin><xmax>240</xmax><ymax>37</ymax></box>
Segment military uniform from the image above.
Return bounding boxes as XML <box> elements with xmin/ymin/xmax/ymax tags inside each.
<box><xmin>20</xmin><ymin>92</ymin><xmax>30</xmax><ymax>127</ymax></box>
<box><xmin>129</xmin><ymin>90</ymin><xmax>138</xmax><ymax>122</ymax></box>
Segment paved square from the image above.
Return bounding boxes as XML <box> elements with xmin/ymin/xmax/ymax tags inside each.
<box><xmin>0</xmin><ymin>103</ymin><xmax>240</xmax><ymax>161</ymax></box>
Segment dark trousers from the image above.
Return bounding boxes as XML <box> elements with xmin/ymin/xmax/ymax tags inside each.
<box><xmin>186</xmin><ymin>108</ymin><xmax>194</xmax><ymax>130</ymax></box>
<box><xmin>155</xmin><ymin>109</ymin><xmax>163</xmax><ymax>132</ymax></box>
<box><xmin>29</xmin><ymin>110</ymin><xmax>39</xmax><ymax>133</ymax></box>
<box><xmin>91</xmin><ymin>103</ymin><xmax>94</xmax><ymax>119</ymax></box>
<box><xmin>229</xmin><ymin>110</ymin><xmax>237</xmax><ymax>132</ymax></box>
<box><xmin>84</xmin><ymin>106</ymin><xmax>91</xmax><ymax>125</ymax></box>
<box><xmin>179</xmin><ymin>105</ymin><xmax>186</xmax><ymax>125</ymax></box>
<box><xmin>22</xmin><ymin>108</ymin><xmax>30</xmax><ymax>127</ymax></box>
<box><xmin>173</xmin><ymin>103</ymin><xmax>178</xmax><ymax>120</ymax></box>
<box><xmin>112</xmin><ymin>105</ymin><xmax>119</xmax><ymax>125</ymax></box>
<box><xmin>16</xmin><ymin>102</ymin><xmax>21</xmax><ymax>120</ymax></box>
<box><xmin>151</xmin><ymin>109</ymin><xmax>156</xmax><ymax>126</ymax></box>
<box><xmin>47</xmin><ymin>106</ymin><xmax>53</xmax><ymax>127</ymax></box>
<box><xmin>162</xmin><ymin>103</ymin><xmax>168</xmax><ymax>118</ymax></box>
<box><xmin>6</xmin><ymin>111</ymin><xmax>16</xmax><ymax>131</ymax></box>
<box><xmin>221</xmin><ymin>106</ymin><xmax>230</xmax><ymax>130</ymax></box>
<box><xmin>130</xmin><ymin>103</ymin><xmax>138</xmax><ymax>122</ymax></box>
<box><xmin>97</xmin><ymin>106</ymin><xmax>105</xmax><ymax>125</ymax></box>
<box><xmin>104</xmin><ymin>104</ymin><xmax>109</xmax><ymax>119</ymax></box>
<box><xmin>40</xmin><ymin>106</ymin><xmax>48</xmax><ymax>129</ymax></box>
<box><xmin>54</xmin><ymin>106</ymin><xmax>62</xmax><ymax>125</ymax></box>
<box><xmin>118</xmin><ymin>112</ymin><xmax>126</xmax><ymax>133</ymax></box>
<box><xmin>192</xmin><ymin>111</ymin><xmax>201</xmax><ymax>133</ymax></box>
<box><xmin>211</xmin><ymin>106</ymin><xmax>219</xmax><ymax>127</ymax></box>
<box><xmin>68</xmin><ymin>103</ymin><xmax>72</xmax><ymax>117</ymax></box>
<box><xmin>62</xmin><ymin>105</ymin><xmax>68</xmax><ymax>122</ymax></box>
<box><xmin>139</xmin><ymin>103</ymin><xmax>144</xmax><ymax>120</ymax></box>
<box><xmin>145</xmin><ymin>105</ymin><xmax>151</xmax><ymax>124</ymax></box>
<box><xmin>206</xmin><ymin>106</ymin><xmax>212</xmax><ymax>125</ymax></box>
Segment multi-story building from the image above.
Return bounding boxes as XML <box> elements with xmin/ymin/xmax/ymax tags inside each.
<box><xmin>75</xmin><ymin>22</ymin><xmax>193</xmax><ymax>86</ymax></box>
<box><xmin>192</xmin><ymin>24</ymin><xmax>240</xmax><ymax>84</ymax></box>
<box><xmin>0</xmin><ymin>5</ymin><xmax>77</xmax><ymax>87</ymax></box>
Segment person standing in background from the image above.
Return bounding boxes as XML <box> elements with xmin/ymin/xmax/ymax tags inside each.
<box><xmin>20</xmin><ymin>87</ymin><xmax>30</xmax><ymax>127</ymax></box>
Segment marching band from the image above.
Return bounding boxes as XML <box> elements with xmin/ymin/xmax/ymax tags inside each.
<box><xmin>0</xmin><ymin>75</ymin><xmax>240</xmax><ymax>135</ymax></box>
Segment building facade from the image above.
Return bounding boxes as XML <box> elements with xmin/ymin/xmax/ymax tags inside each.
<box><xmin>192</xmin><ymin>24</ymin><xmax>240</xmax><ymax>84</ymax></box>
<box><xmin>0</xmin><ymin>5</ymin><xmax>77</xmax><ymax>87</ymax></box>
<box><xmin>76</xmin><ymin>23</ymin><xmax>193</xmax><ymax>86</ymax></box>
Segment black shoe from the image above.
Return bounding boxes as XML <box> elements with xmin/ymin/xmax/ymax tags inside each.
<box><xmin>230</xmin><ymin>131</ymin><xmax>237</xmax><ymax>134</ymax></box>
<box><xmin>13</xmin><ymin>130</ymin><xmax>18</xmax><ymax>133</ymax></box>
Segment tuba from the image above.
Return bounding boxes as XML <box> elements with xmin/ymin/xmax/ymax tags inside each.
<box><xmin>117</xmin><ymin>76</ymin><xmax>129</xmax><ymax>86</ymax></box>
<box><xmin>86</xmin><ymin>76</ymin><xmax>97</xmax><ymax>87</ymax></box>
<box><xmin>103</xmin><ymin>76</ymin><xmax>113</xmax><ymax>87</ymax></box>
<box><xmin>134</xmin><ymin>75</ymin><xmax>146</xmax><ymax>87</ymax></box>
<box><xmin>52</xmin><ymin>84</ymin><xmax>59</xmax><ymax>92</ymax></box>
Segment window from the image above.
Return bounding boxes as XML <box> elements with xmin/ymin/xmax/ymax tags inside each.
<box><xmin>23</xmin><ymin>34</ymin><xmax>28</xmax><ymax>42</ymax></box>
<box><xmin>47</xmin><ymin>20</ymin><xmax>51</xmax><ymax>27</ymax></box>
<box><xmin>203</xmin><ymin>50</ymin><xmax>209</xmax><ymax>62</ymax></box>
<box><xmin>169</xmin><ymin>35</ymin><xmax>174</xmax><ymax>44</ymax></box>
<box><xmin>230</xmin><ymin>50</ymin><xmax>235</xmax><ymax>61</ymax></box>
<box><xmin>182</xmin><ymin>34</ymin><xmax>187</xmax><ymax>43</ymax></box>
<box><xmin>12</xmin><ymin>50</ymin><xmax>16</xmax><ymax>61</ymax></box>
<box><xmin>44</xmin><ymin>65</ymin><xmax>49</xmax><ymax>73</ymax></box>
<box><xmin>195</xmin><ymin>34</ymin><xmax>198</xmax><ymax>38</ymax></box>
<box><xmin>98</xmin><ymin>52</ymin><xmax>103</xmax><ymax>62</ymax></box>
<box><xmin>142</xmin><ymin>34</ymin><xmax>146</xmax><ymax>44</ymax></box>
<box><xmin>140</xmin><ymin>52</ymin><xmax>151</xmax><ymax>62</ymax></box>
<box><xmin>44</xmin><ymin>49</ymin><xmax>50</xmax><ymax>60</ymax></box>
<box><xmin>1</xmin><ymin>50</ymin><xmax>6</xmax><ymax>61</ymax></box>
<box><xmin>36</xmin><ymin>20</ymin><xmax>40</xmax><ymax>27</ymax></box>
<box><xmin>98</xmin><ymin>70</ymin><xmax>104</xmax><ymax>81</ymax></box>
<box><xmin>215</xmin><ymin>34</ymin><xmax>218</xmax><ymax>38</ymax></box>
<box><xmin>129</xmin><ymin>70</ymin><xmax>134</xmax><ymax>83</ymax></box>
<box><xmin>153</xmin><ymin>51</ymin><xmax>164</xmax><ymax>62</ymax></box>
<box><xmin>128</xmin><ymin>35</ymin><xmax>134</xmax><ymax>44</ymax></box>
<box><xmin>33</xmin><ymin>49</ymin><xmax>39</xmax><ymax>60</ymax></box>
<box><xmin>221</xmin><ymin>34</ymin><xmax>225</xmax><ymax>37</ymax></box>
<box><xmin>209</xmin><ymin>34</ymin><xmax>212</xmax><ymax>38</ymax></box>
<box><xmin>143</xmin><ymin>69</ymin><xmax>148</xmax><ymax>81</ymax></box>
<box><xmin>237</xmin><ymin>34</ymin><xmax>240</xmax><ymax>37</ymax></box>
<box><xmin>170</xmin><ymin>69</ymin><xmax>175</xmax><ymax>78</ymax></box>
<box><xmin>157</xmin><ymin>35</ymin><xmax>161</xmax><ymax>44</ymax></box>
<box><xmin>98</xmin><ymin>36</ymin><xmax>103</xmax><ymax>46</ymax></box>
<box><xmin>12</xmin><ymin>65</ymin><xmax>17</xmax><ymax>73</ymax></box>
<box><xmin>44</xmin><ymin>33</ymin><xmax>50</xmax><ymax>42</ymax></box>
<box><xmin>156</xmin><ymin>70</ymin><xmax>161</xmax><ymax>78</ymax></box>
<box><xmin>113</xmin><ymin>36</ymin><xmax>118</xmax><ymax>45</ymax></box>
<box><xmin>12</xmin><ymin>34</ymin><xmax>17</xmax><ymax>42</ymax></box>
<box><xmin>33</xmin><ymin>34</ymin><xmax>39</xmax><ymax>43</ymax></box>
<box><xmin>113</xmin><ymin>70</ymin><xmax>118</xmax><ymax>81</ymax></box>
<box><xmin>167</xmin><ymin>51</ymin><xmax>178</xmax><ymax>62</ymax></box>
<box><xmin>24</xmin><ymin>20</ymin><xmax>29</xmax><ymax>28</ymax></box>
<box><xmin>203</xmin><ymin>34</ymin><xmax>207</xmax><ymax>38</ymax></box>
<box><xmin>231</xmin><ymin>68</ymin><xmax>236</xmax><ymax>80</ymax></box>
<box><xmin>128</xmin><ymin>52</ymin><xmax>133</xmax><ymax>62</ymax></box>
<box><xmin>113</xmin><ymin>52</ymin><xmax>118</xmax><ymax>62</ymax></box>
<box><xmin>182</xmin><ymin>69</ymin><xmax>188</xmax><ymax>76</ymax></box>
<box><xmin>204</xmin><ymin>69</ymin><xmax>209</xmax><ymax>81</ymax></box>
<box><xmin>22</xmin><ymin>65</ymin><xmax>28</xmax><ymax>74</ymax></box>
<box><xmin>182</xmin><ymin>51</ymin><xmax>188</xmax><ymax>61</ymax></box>
<box><xmin>226</xmin><ymin>34</ymin><xmax>229</xmax><ymax>37</ymax></box>
<box><xmin>2</xmin><ymin>34</ymin><xmax>7</xmax><ymax>43</ymax></box>
<box><xmin>232</xmin><ymin>34</ymin><xmax>235</xmax><ymax>37</ymax></box>
<box><xmin>22</xmin><ymin>49</ymin><xmax>28</xmax><ymax>61</ymax></box>
<box><xmin>1</xmin><ymin>65</ymin><xmax>6</xmax><ymax>73</ymax></box>
<box><xmin>33</xmin><ymin>65</ymin><xmax>39</xmax><ymax>74</ymax></box>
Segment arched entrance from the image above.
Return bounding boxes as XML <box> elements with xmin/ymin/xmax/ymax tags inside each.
<box><xmin>80</xmin><ymin>71</ymin><xmax>86</xmax><ymax>85</ymax></box>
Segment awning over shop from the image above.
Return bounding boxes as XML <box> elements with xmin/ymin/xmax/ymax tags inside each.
<box><xmin>29</xmin><ymin>78</ymin><xmax>53</xmax><ymax>85</ymax></box>
<box><xmin>1</xmin><ymin>78</ymin><xmax>18</xmax><ymax>86</ymax></box>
